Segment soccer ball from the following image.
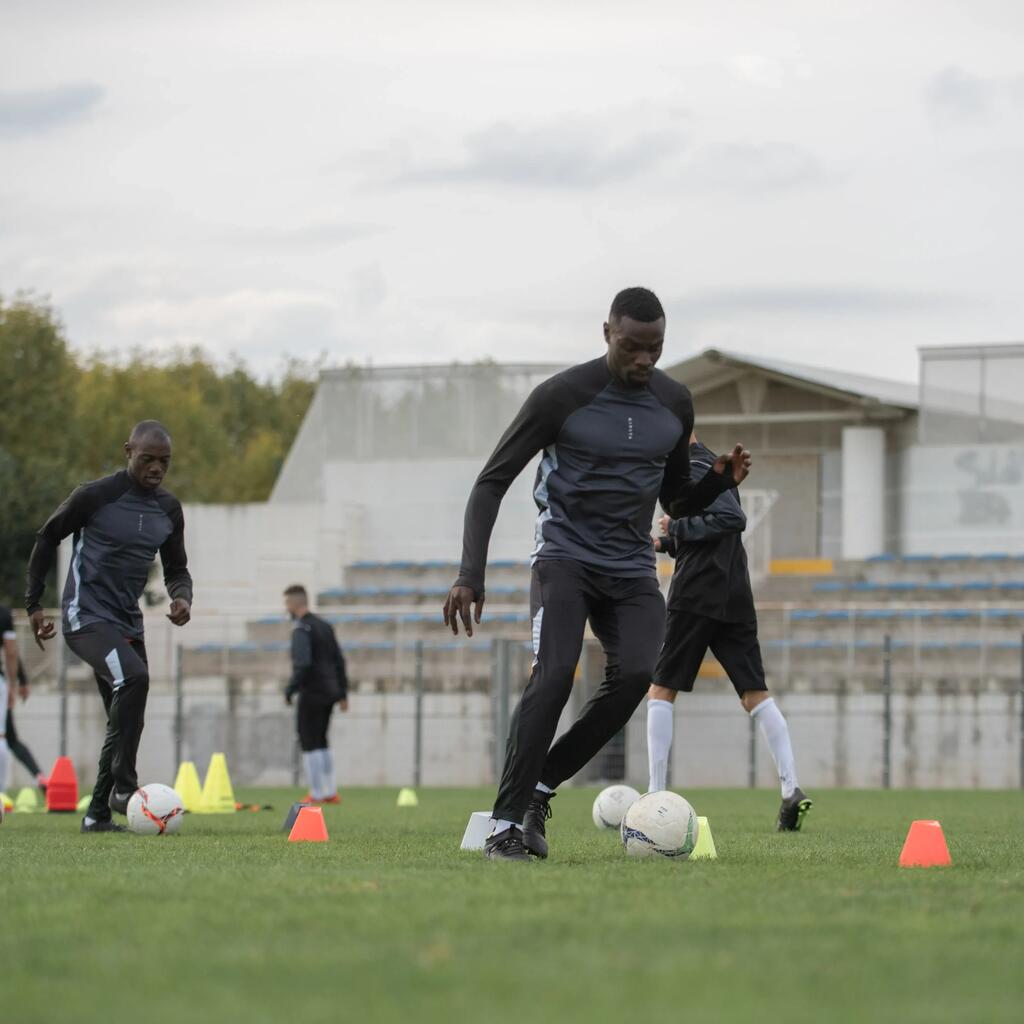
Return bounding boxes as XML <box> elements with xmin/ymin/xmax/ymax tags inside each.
<box><xmin>127</xmin><ymin>784</ymin><xmax>185</xmax><ymax>835</ymax></box>
<box><xmin>620</xmin><ymin>791</ymin><xmax>700</xmax><ymax>859</ymax></box>
<box><xmin>592</xmin><ymin>784</ymin><xmax>641</xmax><ymax>829</ymax></box>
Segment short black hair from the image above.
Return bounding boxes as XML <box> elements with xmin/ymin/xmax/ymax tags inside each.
<box><xmin>129</xmin><ymin>419</ymin><xmax>171</xmax><ymax>445</ymax></box>
<box><xmin>609</xmin><ymin>287</ymin><xmax>665</xmax><ymax>324</ymax></box>
<box><xmin>284</xmin><ymin>584</ymin><xmax>308</xmax><ymax>601</ymax></box>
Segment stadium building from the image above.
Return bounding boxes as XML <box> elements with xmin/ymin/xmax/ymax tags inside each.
<box><xmin>18</xmin><ymin>343</ymin><xmax>1024</xmax><ymax>791</ymax></box>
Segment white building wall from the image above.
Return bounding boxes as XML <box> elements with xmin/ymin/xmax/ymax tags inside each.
<box><xmin>841</xmin><ymin>427</ymin><xmax>886</xmax><ymax>559</ymax></box>
<box><xmin>900</xmin><ymin>443</ymin><xmax>1024</xmax><ymax>554</ymax></box>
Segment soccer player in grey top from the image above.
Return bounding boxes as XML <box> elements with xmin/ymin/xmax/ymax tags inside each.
<box><xmin>444</xmin><ymin>287</ymin><xmax>751</xmax><ymax>860</ymax></box>
<box><xmin>26</xmin><ymin>421</ymin><xmax>193</xmax><ymax>832</ymax></box>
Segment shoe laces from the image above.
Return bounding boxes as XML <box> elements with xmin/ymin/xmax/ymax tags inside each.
<box><xmin>529</xmin><ymin>792</ymin><xmax>554</xmax><ymax>821</ymax></box>
<box><xmin>492</xmin><ymin>830</ymin><xmax>526</xmax><ymax>853</ymax></box>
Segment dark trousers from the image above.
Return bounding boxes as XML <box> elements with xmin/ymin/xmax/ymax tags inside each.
<box><xmin>5</xmin><ymin>707</ymin><xmax>43</xmax><ymax>777</ymax></box>
<box><xmin>296</xmin><ymin>697</ymin><xmax>334</xmax><ymax>752</ymax></box>
<box><xmin>492</xmin><ymin>559</ymin><xmax>665</xmax><ymax>824</ymax></box>
<box><xmin>64</xmin><ymin>623</ymin><xmax>149</xmax><ymax>821</ymax></box>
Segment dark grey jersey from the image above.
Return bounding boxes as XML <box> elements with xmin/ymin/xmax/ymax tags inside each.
<box><xmin>455</xmin><ymin>356</ymin><xmax>735</xmax><ymax>595</ymax></box>
<box><xmin>26</xmin><ymin>470</ymin><xmax>193</xmax><ymax>639</ymax></box>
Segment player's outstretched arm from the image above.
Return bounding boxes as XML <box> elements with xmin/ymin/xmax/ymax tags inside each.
<box><xmin>668</xmin><ymin>493</ymin><xmax>747</xmax><ymax>544</ymax></box>
<box><xmin>444</xmin><ymin>379</ymin><xmax>563</xmax><ymax>636</ymax></box>
<box><xmin>25</xmin><ymin>484</ymin><xmax>99</xmax><ymax>648</ymax></box>
<box><xmin>159</xmin><ymin>499</ymin><xmax>193</xmax><ymax>626</ymax></box>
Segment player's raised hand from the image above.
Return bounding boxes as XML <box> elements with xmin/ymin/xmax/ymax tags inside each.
<box><xmin>443</xmin><ymin>585</ymin><xmax>483</xmax><ymax>637</ymax></box>
<box><xmin>29</xmin><ymin>609</ymin><xmax>56</xmax><ymax>650</ymax></box>
<box><xmin>713</xmin><ymin>444</ymin><xmax>752</xmax><ymax>485</ymax></box>
<box><xmin>167</xmin><ymin>598</ymin><xmax>191</xmax><ymax>626</ymax></box>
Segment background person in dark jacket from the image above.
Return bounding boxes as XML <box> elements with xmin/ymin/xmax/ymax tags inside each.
<box><xmin>284</xmin><ymin>584</ymin><xmax>348</xmax><ymax>804</ymax></box>
<box><xmin>0</xmin><ymin>607</ymin><xmax>47</xmax><ymax>791</ymax></box>
<box><xmin>648</xmin><ymin>434</ymin><xmax>812</xmax><ymax>832</ymax></box>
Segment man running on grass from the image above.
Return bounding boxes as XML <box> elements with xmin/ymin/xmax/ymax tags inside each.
<box><xmin>443</xmin><ymin>287</ymin><xmax>751</xmax><ymax>860</ymax></box>
<box><xmin>26</xmin><ymin>420</ymin><xmax>192</xmax><ymax>833</ymax></box>
<box><xmin>648</xmin><ymin>432</ymin><xmax>812</xmax><ymax>831</ymax></box>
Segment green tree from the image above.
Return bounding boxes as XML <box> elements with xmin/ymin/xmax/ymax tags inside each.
<box><xmin>0</xmin><ymin>295</ymin><xmax>317</xmax><ymax>605</ymax></box>
<box><xmin>0</xmin><ymin>295</ymin><xmax>81</xmax><ymax>603</ymax></box>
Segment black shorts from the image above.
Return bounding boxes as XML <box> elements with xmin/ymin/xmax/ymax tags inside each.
<box><xmin>296</xmin><ymin>696</ymin><xmax>334</xmax><ymax>751</ymax></box>
<box><xmin>653</xmin><ymin>611</ymin><xmax>767</xmax><ymax>697</ymax></box>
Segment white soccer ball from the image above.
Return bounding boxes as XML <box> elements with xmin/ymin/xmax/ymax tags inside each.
<box><xmin>592</xmin><ymin>784</ymin><xmax>641</xmax><ymax>829</ymax></box>
<box><xmin>620</xmin><ymin>790</ymin><xmax>700</xmax><ymax>859</ymax></box>
<box><xmin>127</xmin><ymin>784</ymin><xmax>185</xmax><ymax>835</ymax></box>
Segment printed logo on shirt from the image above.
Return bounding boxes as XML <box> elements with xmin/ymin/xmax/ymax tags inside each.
<box><xmin>627</xmin><ymin>416</ymin><xmax>634</xmax><ymax>441</ymax></box>
<box><xmin>138</xmin><ymin>514</ymin><xmax>144</xmax><ymax>533</ymax></box>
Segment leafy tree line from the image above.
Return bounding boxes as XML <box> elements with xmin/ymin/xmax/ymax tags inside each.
<box><xmin>0</xmin><ymin>294</ymin><xmax>317</xmax><ymax>605</ymax></box>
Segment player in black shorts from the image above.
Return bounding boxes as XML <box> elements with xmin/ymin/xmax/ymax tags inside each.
<box><xmin>647</xmin><ymin>432</ymin><xmax>812</xmax><ymax>831</ymax></box>
<box><xmin>283</xmin><ymin>584</ymin><xmax>349</xmax><ymax>804</ymax></box>
<box><xmin>443</xmin><ymin>287</ymin><xmax>751</xmax><ymax>860</ymax></box>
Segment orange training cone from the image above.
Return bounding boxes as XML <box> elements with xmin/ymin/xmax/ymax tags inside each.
<box><xmin>288</xmin><ymin>806</ymin><xmax>329</xmax><ymax>843</ymax></box>
<box><xmin>899</xmin><ymin>820</ymin><xmax>951</xmax><ymax>868</ymax></box>
<box><xmin>45</xmin><ymin>756</ymin><xmax>79</xmax><ymax>813</ymax></box>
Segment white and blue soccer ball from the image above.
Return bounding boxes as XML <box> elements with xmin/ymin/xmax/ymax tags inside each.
<box><xmin>620</xmin><ymin>790</ymin><xmax>700</xmax><ymax>859</ymax></box>
<box><xmin>127</xmin><ymin>784</ymin><xmax>185</xmax><ymax>835</ymax></box>
<box><xmin>592</xmin><ymin>784</ymin><xmax>641</xmax><ymax>829</ymax></box>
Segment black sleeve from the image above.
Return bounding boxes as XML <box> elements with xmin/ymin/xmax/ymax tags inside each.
<box><xmin>658</xmin><ymin>391</ymin><xmax>736</xmax><ymax>519</ymax></box>
<box><xmin>288</xmin><ymin>625</ymin><xmax>313</xmax><ymax>697</ymax></box>
<box><xmin>0</xmin><ymin>605</ymin><xmax>14</xmax><ymax>636</ymax></box>
<box><xmin>669</xmin><ymin>491</ymin><xmax>747</xmax><ymax>543</ymax></box>
<box><xmin>25</xmin><ymin>484</ymin><xmax>101</xmax><ymax>615</ymax></box>
<box><xmin>658</xmin><ymin>534</ymin><xmax>678</xmax><ymax>559</ymax></box>
<box><xmin>159</xmin><ymin>499</ymin><xmax>194</xmax><ymax>605</ymax></box>
<box><xmin>454</xmin><ymin>378</ymin><xmax>569</xmax><ymax>596</ymax></box>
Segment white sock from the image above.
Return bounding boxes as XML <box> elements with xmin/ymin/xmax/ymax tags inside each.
<box><xmin>320</xmin><ymin>749</ymin><xmax>336</xmax><ymax>795</ymax></box>
<box><xmin>751</xmin><ymin>697</ymin><xmax>798</xmax><ymax>799</ymax></box>
<box><xmin>535</xmin><ymin>782</ymin><xmax>554</xmax><ymax>795</ymax></box>
<box><xmin>303</xmin><ymin>751</ymin><xmax>324</xmax><ymax>799</ymax></box>
<box><xmin>646</xmin><ymin>699</ymin><xmax>674</xmax><ymax>793</ymax></box>
<box><xmin>488</xmin><ymin>818</ymin><xmax>521</xmax><ymax>834</ymax></box>
<box><xmin>83</xmin><ymin>816</ymin><xmax>96</xmax><ymax>826</ymax></box>
<box><xmin>0</xmin><ymin>736</ymin><xmax>9</xmax><ymax>794</ymax></box>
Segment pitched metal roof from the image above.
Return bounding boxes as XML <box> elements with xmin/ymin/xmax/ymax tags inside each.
<box><xmin>664</xmin><ymin>347</ymin><xmax>919</xmax><ymax>410</ymax></box>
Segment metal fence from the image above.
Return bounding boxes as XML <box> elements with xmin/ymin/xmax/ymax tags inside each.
<box><xmin>6</xmin><ymin>610</ymin><xmax>1024</xmax><ymax>792</ymax></box>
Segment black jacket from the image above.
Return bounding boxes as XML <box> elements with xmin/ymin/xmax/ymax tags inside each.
<box><xmin>455</xmin><ymin>357</ymin><xmax>735</xmax><ymax>597</ymax></box>
<box><xmin>660</xmin><ymin>442</ymin><xmax>755</xmax><ymax>623</ymax></box>
<box><xmin>26</xmin><ymin>470</ymin><xmax>192</xmax><ymax>639</ymax></box>
<box><xmin>287</xmin><ymin>612</ymin><xmax>348</xmax><ymax>703</ymax></box>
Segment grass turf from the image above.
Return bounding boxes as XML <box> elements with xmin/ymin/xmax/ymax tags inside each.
<box><xmin>2</xmin><ymin>787</ymin><xmax>1022</xmax><ymax>1024</ymax></box>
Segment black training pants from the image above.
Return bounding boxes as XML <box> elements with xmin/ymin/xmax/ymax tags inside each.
<box><xmin>492</xmin><ymin>559</ymin><xmax>665</xmax><ymax>824</ymax></box>
<box><xmin>5</xmin><ymin>707</ymin><xmax>43</xmax><ymax>777</ymax></box>
<box><xmin>64</xmin><ymin>623</ymin><xmax>149</xmax><ymax>821</ymax></box>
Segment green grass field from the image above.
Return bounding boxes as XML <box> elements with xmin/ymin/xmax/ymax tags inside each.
<box><xmin>3</xmin><ymin>787</ymin><xmax>1022</xmax><ymax>1023</ymax></box>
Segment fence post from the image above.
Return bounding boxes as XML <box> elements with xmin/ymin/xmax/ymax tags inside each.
<box><xmin>747</xmin><ymin>712</ymin><xmax>756</xmax><ymax>788</ymax></box>
<box><xmin>1019</xmin><ymin>633</ymin><xmax>1024</xmax><ymax>790</ymax></box>
<box><xmin>492</xmin><ymin>639</ymin><xmax>511</xmax><ymax>782</ymax></box>
<box><xmin>57</xmin><ymin>632</ymin><xmax>68</xmax><ymax>757</ymax></box>
<box><xmin>173</xmin><ymin>643</ymin><xmax>184</xmax><ymax>772</ymax></box>
<box><xmin>882</xmin><ymin>633</ymin><xmax>892</xmax><ymax>789</ymax></box>
<box><xmin>413</xmin><ymin>639</ymin><xmax>424</xmax><ymax>789</ymax></box>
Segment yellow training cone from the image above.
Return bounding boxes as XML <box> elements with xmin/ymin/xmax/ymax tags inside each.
<box><xmin>15</xmin><ymin>786</ymin><xmax>39</xmax><ymax>813</ymax></box>
<box><xmin>173</xmin><ymin>761</ymin><xmax>203</xmax><ymax>812</ymax></box>
<box><xmin>691</xmin><ymin>816</ymin><xmax>718</xmax><ymax>860</ymax></box>
<box><xmin>198</xmin><ymin>752</ymin><xmax>236</xmax><ymax>813</ymax></box>
<box><xmin>76</xmin><ymin>793</ymin><xmax>93</xmax><ymax>813</ymax></box>
<box><xmin>396</xmin><ymin>787</ymin><xmax>419</xmax><ymax>808</ymax></box>
<box><xmin>0</xmin><ymin>792</ymin><xmax>13</xmax><ymax>812</ymax></box>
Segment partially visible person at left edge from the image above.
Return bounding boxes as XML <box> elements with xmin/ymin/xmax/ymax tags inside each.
<box><xmin>0</xmin><ymin>608</ymin><xmax>47</xmax><ymax>791</ymax></box>
<box><xmin>25</xmin><ymin>420</ymin><xmax>193</xmax><ymax>833</ymax></box>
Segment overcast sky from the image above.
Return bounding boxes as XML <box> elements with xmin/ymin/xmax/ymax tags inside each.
<box><xmin>3</xmin><ymin>0</ymin><xmax>1023</xmax><ymax>381</ymax></box>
